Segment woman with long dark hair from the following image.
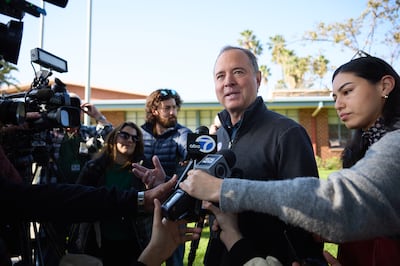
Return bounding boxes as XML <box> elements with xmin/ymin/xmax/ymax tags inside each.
<box><xmin>330</xmin><ymin>52</ymin><xmax>400</xmax><ymax>265</ymax></box>
<box><xmin>77</xmin><ymin>121</ymin><xmax>151</xmax><ymax>266</ymax></box>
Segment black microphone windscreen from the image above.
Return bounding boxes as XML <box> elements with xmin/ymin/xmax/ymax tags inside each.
<box><xmin>217</xmin><ymin>149</ymin><xmax>236</xmax><ymax>168</ymax></box>
<box><xmin>31</xmin><ymin>88</ymin><xmax>54</xmax><ymax>100</ymax></box>
<box><xmin>195</xmin><ymin>126</ymin><xmax>209</xmax><ymax>134</ymax></box>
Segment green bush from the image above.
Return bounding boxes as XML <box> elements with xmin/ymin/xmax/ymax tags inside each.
<box><xmin>316</xmin><ymin>156</ymin><xmax>342</xmax><ymax>170</ymax></box>
<box><xmin>315</xmin><ymin>156</ymin><xmax>324</xmax><ymax>169</ymax></box>
<box><xmin>324</xmin><ymin>157</ymin><xmax>342</xmax><ymax>170</ymax></box>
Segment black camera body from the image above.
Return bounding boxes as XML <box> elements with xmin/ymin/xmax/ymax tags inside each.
<box><xmin>0</xmin><ymin>47</ymin><xmax>78</xmax><ymax>129</ymax></box>
<box><xmin>0</xmin><ymin>49</ymin><xmax>80</xmax><ymax>182</ymax></box>
<box><xmin>161</xmin><ymin>150</ymin><xmax>236</xmax><ymax>221</ymax></box>
<box><xmin>24</xmin><ymin>72</ymin><xmax>80</xmax><ymax>130</ymax></box>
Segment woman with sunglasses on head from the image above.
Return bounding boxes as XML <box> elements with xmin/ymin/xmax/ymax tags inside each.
<box><xmin>76</xmin><ymin>121</ymin><xmax>152</xmax><ymax>266</ymax></box>
<box><xmin>179</xmin><ymin>53</ymin><xmax>400</xmax><ymax>266</ymax></box>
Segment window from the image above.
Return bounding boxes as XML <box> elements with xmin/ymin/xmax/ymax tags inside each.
<box><xmin>328</xmin><ymin>109</ymin><xmax>350</xmax><ymax>147</ymax></box>
<box><xmin>272</xmin><ymin>108</ymin><xmax>299</xmax><ymax>122</ymax></box>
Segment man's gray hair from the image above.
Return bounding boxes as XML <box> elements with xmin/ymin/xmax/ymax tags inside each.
<box><xmin>215</xmin><ymin>45</ymin><xmax>259</xmax><ymax>73</ymax></box>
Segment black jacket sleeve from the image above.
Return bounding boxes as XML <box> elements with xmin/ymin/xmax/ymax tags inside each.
<box><xmin>225</xmin><ymin>238</ymin><xmax>265</xmax><ymax>266</ymax></box>
<box><xmin>0</xmin><ymin>178</ymin><xmax>139</xmax><ymax>223</ymax></box>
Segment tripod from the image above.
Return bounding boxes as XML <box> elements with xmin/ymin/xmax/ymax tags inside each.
<box><xmin>187</xmin><ymin>211</ymin><xmax>206</xmax><ymax>266</ymax></box>
<box><xmin>32</xmin><ymin>163</ymin><xmax>66</xmax><ymax>266</ymax></box>
<box><xmin>11</xmin><ymin>160</ymin><xmax>64</xmax><ymax>266</ymax></box>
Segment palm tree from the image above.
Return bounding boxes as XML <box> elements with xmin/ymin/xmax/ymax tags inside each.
<box><xmin>238</xmin><ymin>30</ymin><xmax>271</xmax><ymax>86</ymax></box>
<box><xmin>0</xmin><ymin>58</ymin><xmax>19</xmax><ymax>90</ymax></box>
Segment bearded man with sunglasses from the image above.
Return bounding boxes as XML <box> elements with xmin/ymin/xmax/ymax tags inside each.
<box><xmin>141</xmin><ymin>89</ymin><xmax>192</xmax><ymax>266</ymax></box>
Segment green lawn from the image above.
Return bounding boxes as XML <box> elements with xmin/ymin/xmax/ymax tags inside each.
<box><xmin>319</xmin><ymin>169</ymin><xmax>336</xmax><ymax>180</ymax></box>
<box><xmin>183</xmin><ymin>225</ymin><xmax>209</xmax><ymax>266</ymax></box>
<box><xmin>177</xmin><ymin>169</ymin><xmax>339</xmax><ymax>266</ymax></box>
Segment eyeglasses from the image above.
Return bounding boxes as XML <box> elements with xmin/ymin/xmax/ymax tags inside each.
<box><xmin>351</xmin><ymin>50</ymin><xmax>371</xmax><ymax>60</ymax></box>
<box><xmin>158</xmin><ymin>89</ymin><xmax>177</xmax><ymax>98</ymax></box>
<box><xmin>117</xmin><ymin>131</ymin><xmax>139</xmax><ymax>142</ymax></box>
<box><xmin>158</xmin><ymin>105</ymin><xmax>178</xmax><ymax>113</ymax></box>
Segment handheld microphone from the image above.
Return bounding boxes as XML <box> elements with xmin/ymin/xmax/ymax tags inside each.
<box><xmin>186</xmin><ymin>149</ymin><xmax>236</xmax><ymax>266</ymax></box>
<box><xmin>186</xmin><ymin>126</ymin><xmax>217</xmax><ymax>161</ymax></box>
<box><xmin>195</xmin><ymin>125</ymin><xmax>209</xmax><ymax>134</ymax></box>
<box><xmin>194</xmin><ymin>149</ymin><xmax>236</xmax><ymax>178</ymax></box>
<box><xmin>161</xmin><ymin>149</ymin><xmax>236</xmax><ymax>221</ymax></box>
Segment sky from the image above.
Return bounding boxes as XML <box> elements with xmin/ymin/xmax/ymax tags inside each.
<box><xmin>1</xmin><ymin>0</ymin><xmax>368</xmax><ymax>101</ymax></box>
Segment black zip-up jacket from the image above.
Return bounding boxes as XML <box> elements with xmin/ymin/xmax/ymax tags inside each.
<box><xmin>207</xmin><ymin>96</ymin><xmax>325</xmax><ymax>266</ymax></box>
<box><xmin>0</xmin><ymin>176</ymin><xmax>139</xmax><ymax>223</ymax></box>
<box><xmin>141</xmin><ymin>122</ymin><xmax>191</xmax><ymax>177</ymax></box>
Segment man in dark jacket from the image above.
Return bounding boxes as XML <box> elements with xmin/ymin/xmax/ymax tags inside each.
<box><xmin>204</xmin><ymin>46</ymin><xmax>325</xmax><ymax>265</ymax></box>
<box><xmin>141</xmin><ymin>89</ymin><xmax>191</xmax><ymax>178</ymax></box>
<box><xmin>132</xmin><ymin>46</ymin><xmax>327</xmax><ymax>266</ymax></box>
<box><xmin>141</xmin><ymin>88</ymin><xmax>192</xmax><ymax>266</ymax></box>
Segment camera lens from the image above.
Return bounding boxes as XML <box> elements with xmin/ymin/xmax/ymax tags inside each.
<box><xmin>0</xmin><ymin>99</ymin><xmax>25</xmax><ymax>125</ymax></box>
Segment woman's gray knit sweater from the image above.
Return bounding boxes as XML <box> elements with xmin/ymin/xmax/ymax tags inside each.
<box><xmin>220</xmin><ymin>129</ymin><xmax>400</xmax><ymax>243</ymax></box>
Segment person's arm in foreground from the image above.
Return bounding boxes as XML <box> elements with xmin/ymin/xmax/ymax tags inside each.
<box><xmin>0</xmin><ymin>175</ymin><xmax>177</xmax><ymax>222</ymax></box>
<box><xmin>137</xmin><ymin>199</ymin><xmax>201</xmax><ymax>266</ymax></box>
<box><xmin>203</xmin><ymin>201</ymin><xmax>283</xmax><ymax>266</ymax></box>
<box><xmin>180</xmin><ymin>130</ymin><xmax>400</xmax><ymax>242</ymax></box>
<box><xmin>204</xmin><ymin>202</ymin><xmax>332</xmax><ymax>266</ymax></box>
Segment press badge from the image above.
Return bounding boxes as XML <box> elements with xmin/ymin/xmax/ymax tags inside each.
<box><xmin>71</xmin><ymin>164</ymin><xmax>80</xmax><ymax>172</ymax></box>
<box><xmin>79</xmin><ymin>142</ymin><xmax>89</xmax><ymax>154</ymax></box>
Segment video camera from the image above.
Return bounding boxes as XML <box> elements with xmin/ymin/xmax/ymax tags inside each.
<box><xmin>161</xmin><ymin>149</ymin><xmax>236</xmax><ymax>221</ymax></box>
<box><xmin>0</xmin><ymin>47</ymin><xmax>80</xmax><ymax>129</ymax></box>
<box><xmin>0</xmin><ymin>0</ymin><xmax>77</xmax><ymax>128</ymax></box>
<box><xmin>0</xmin><ymin>47</ymin><xmax>80</xmax><ymax>184</ymax></box>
